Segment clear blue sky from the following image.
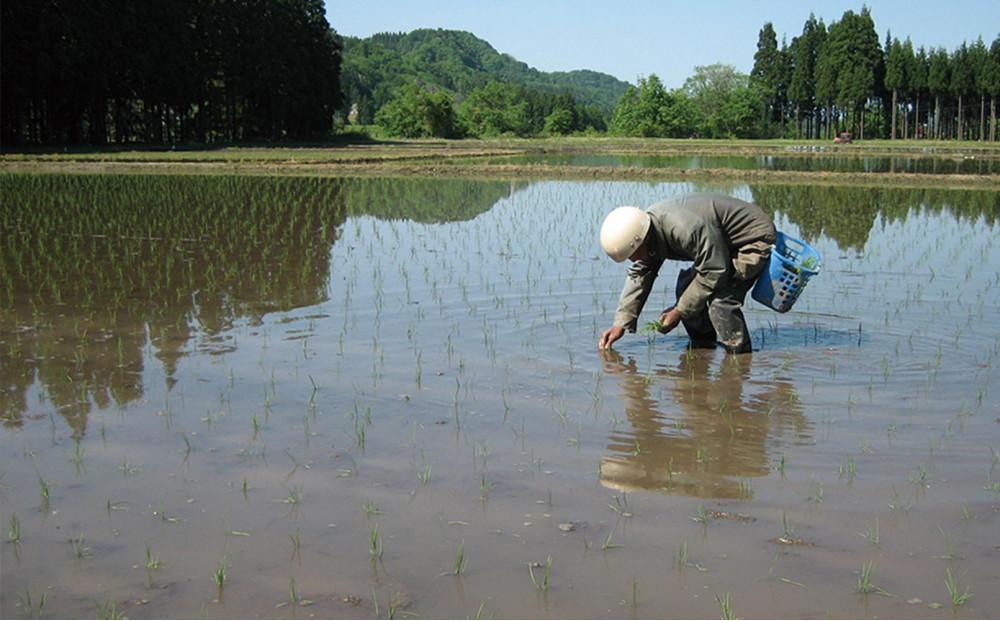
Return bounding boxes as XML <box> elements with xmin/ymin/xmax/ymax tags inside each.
<box><xmin>324</xmin><ymin>1</ymin><xmax>998</xmax><ymax>88</ymax></box>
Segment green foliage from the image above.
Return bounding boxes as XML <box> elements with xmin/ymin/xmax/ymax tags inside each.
<box><xmin>609</xmin><ymin>75</ymin><xmax>696</xmax><ymax>138</ymax></box>
<box><xmin>1</xmin><ymin>0</ymin><xmax>342</xmax><ymax>145</ymax></box>
<box><xmin>459</xmin><ymin>81</ymin><xmax>532</xmax><ymax>137</ymax></box>
<box><xmin>683</xmin><ymin>64</ymin><xmax>763</xmax><ymax>138</ymax></box>
<box><xmin>453</xmin><ymin>81</ymin><xmax>599</xmax><ymax>138</ymax></box>
<box><xmin>375</xmin><ymin>85</ymin><xmax>459</xmax><ymax>138</ymax></box>
<box><xmin>788</xmin><ymin>14</ymin><xmax>824</xmax><ymax>113</ymax></box>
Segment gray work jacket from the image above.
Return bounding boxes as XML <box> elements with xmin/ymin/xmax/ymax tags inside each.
<box><xmin>612</xmin><ymin>193</ymin><xmax>777</xmax><ymax>331</ymax></box>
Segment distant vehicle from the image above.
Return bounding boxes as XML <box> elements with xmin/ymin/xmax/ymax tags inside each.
<box><xmin>833</xmin><ymin>131</ymin><xmax>853</xmax><ymax>144</ymax></box>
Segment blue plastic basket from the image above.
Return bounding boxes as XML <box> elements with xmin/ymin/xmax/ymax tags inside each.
<box><xmin>751</xmin><ymin>231</ymin><xmax>821</xmax><ymax>313</ymax></box>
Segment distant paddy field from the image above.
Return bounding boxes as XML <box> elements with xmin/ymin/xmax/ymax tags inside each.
<box><xmin>4</xmin><ymin>137</ymin><xmax>1000</xmax><ymax>188</ymax></box>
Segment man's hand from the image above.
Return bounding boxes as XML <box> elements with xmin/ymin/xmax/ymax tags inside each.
<box><xmin>598</xmin><ymin>325</ymin><xmax>625</xmax><ymax>350</ymax></box>
<box><xmin>658</xmin><ymin>307</ymin><xmax>682</xmax><ymax>334</ymax></box>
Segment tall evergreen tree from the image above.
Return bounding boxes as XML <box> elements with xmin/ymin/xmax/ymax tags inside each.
<box><xmin>927</xmin><ymin>48</ymin><xmax>951</xmax><ymax>139</ymax></box>
<box><xmin>970</xmin><ymin>37</ymin><xmax>990</xmax><ymax>140</ymax></box>
<box><xmin>950</xmin><ymin>43</ymin><xmax>974</xmax><ymax>139</ymax></box>
<box><xmin>987</xmin><ymin>37</ymin><xmax>1000</xmax><ymax>141</ymax></box>
<box><xmin>885</xmin><ymin>35</ymin><xmax>908</xmax><ymax>139</ymax></box>
<box><xmin>910</xmin><ymin>46</ymin><xmax>929</xmax><ymax>139</ymax></box>
<box><xmin>788</xmin><ymin>14</ymin><xmax>822</xmax><ymax>139</ymax></box>
<box><xmin>750</xmin><ymin>23</ymin><xmax>781</xmax><ymax>133</ymax></box>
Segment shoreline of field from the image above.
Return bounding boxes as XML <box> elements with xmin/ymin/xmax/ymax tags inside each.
<box><xmin>4</xmin><ymin>137</ymin><xmax>1000</xmax><ymax>189</ymax></box>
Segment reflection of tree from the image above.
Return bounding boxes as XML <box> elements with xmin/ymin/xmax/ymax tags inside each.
<box><xmin>599</xmin><ymin>349</ymin><xmax>809</xmax><ymax>499</ymax></box>
<box><xmin>0</xmin><ymin>174</ymin><xmax>513</xmax><ymax>436</ymax></box>
<box><xmin>750</xmin><ymin>185</ymin><xmax>999</xmax><ymax>250</ymax></box>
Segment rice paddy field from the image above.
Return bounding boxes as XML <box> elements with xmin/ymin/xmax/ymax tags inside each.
<box><xmin>1</xmin><ymin>169</ymin><xmax>999</xmax><ymax>619</ymax></box>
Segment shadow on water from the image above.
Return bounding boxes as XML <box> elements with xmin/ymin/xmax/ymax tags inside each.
<box><xmin>598</xmin><ymin>348</ymin><xmax>810</xmax><ymax>499</ymax></box>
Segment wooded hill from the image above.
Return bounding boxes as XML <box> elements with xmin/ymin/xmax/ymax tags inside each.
<box><xmin>341</xmin><ymin>29</ymin><xmax>631</xmax><ymax>124</ymax></box>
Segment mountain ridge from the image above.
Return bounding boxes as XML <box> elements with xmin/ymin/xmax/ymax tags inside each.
<box><xmin>339</xmin><ymin>28</ymin><xmax>631</xmax><ymax>123</ymax></box>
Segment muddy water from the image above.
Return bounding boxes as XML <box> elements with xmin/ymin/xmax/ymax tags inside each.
<box><xmin>465</xmin><ymin>153</ymin><xmax>1000</xmax><ymax>175</ymax></box>
<box><xmin>2</xmin><ymin>174</ymin><xmax>999</xmax><ymax>619</ymax></box>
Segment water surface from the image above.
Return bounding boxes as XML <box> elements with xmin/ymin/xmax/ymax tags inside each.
<box><xmin>462</xmin><ymin>152</ymin><xmax>1000</xmax><ymax>175</ymax></box>
<box><xmin>2</xmin><ymin>174</ymin><xmax>999</xmax><ymax>618</ymax></box>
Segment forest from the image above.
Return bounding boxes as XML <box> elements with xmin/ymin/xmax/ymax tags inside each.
<box><xmin>1</xmin><ymin>0</ymin><xmax>342</xmax><ymax>145</ymax></box>
<box><xmin>2</xmin><ymin>3</ymin><xmax>998</xmax><ymax>145</ymax></box>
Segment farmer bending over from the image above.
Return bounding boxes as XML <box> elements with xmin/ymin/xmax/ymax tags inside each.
<box><xmin>598</xmin><ymin>193</ymin><xmax>776</xmax><ymax>354</ymax></box>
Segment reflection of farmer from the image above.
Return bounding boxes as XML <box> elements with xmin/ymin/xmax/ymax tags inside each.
<box><xmin>599</xmin><ymin>349</ymin><xmax>806</xmax><ymax>498</ymax></box>
<box><xmin>598</xmin><ymin>193</ymin><xmax>776</xmax><ymax>354</ymax></box>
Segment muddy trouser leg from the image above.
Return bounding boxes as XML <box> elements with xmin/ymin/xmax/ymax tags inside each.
<box><xmin>710</xmin><ymin>241</ymin><xmax>772</xmax><ymax>354</ymax></box>
<box><xmin>707</xmin><ymin>280</ymin><xmax>755</xmax><ymax>354</ymax></box>
<box><xmin>675</xmin><ymin>267</ymin><xmax>717</xmax><ymax>348</ymax></box>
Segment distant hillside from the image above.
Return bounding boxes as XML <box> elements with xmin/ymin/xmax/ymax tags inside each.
<box><xmin>339</xmin><ymin>29</ymin><xmax>631</xmax><ymax>123</ymax></box>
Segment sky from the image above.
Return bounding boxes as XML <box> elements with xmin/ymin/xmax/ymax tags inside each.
<box><xmin>324</xmin><ymin>0</ymin><xmax>999</xmax><ymax>88</ymax></box>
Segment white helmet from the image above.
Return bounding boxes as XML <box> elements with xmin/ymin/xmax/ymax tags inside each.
<box><xmin>600</xmin><ymin>206</ymin><xmax>651</xmax><ymax>262</ymax></box>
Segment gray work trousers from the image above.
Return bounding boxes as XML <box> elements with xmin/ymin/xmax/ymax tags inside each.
<box><xmin>674</xmin><ymin>241</ymin><xmax>771</xmax><ymax>354</ymax></box>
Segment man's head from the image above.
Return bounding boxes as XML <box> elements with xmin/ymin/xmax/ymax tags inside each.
<box><xmin>600</xmin><ymin>206</ymin><xmax>652</xmax><ymax>263</ymax></box>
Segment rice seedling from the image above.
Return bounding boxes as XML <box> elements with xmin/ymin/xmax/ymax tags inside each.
<box><xmin>780</xmin><ymin>512</ymin><xmax>794</xmax><ymax>542</ymax></box>
<box><xmin>145</xmin><ymin>544</ymin><xmax>161</xmax><ymax>569</ymax></box>
<box><xmin>528</xmin><ymin>555</ymin><xmax>553</xmax><ymax>592</ymax></box>
<box><xmin>673</xmin><ymin>540</ymin><xmax>693</xmax><ymax>571</ymax></box>
<box><xmin>70</xmin><ymin>534</ymin><xmax>91</xmax><ymax>559</ymax></box>
<box><xmin>453</xmin><ymin>540</ymin><xmax>468</xmax><ymax>575</ymax></box>
<box><xmin>214</xmin><ymin>558</ymin><xmax>227</xmax><ymax>587</ymax></box>
<box><xmin>383</xmin><ymin>591</ymin><xmax>405</xmax><ymax>619</ymax></box>
<box><xmin>859</xmin><ymin>517</ymin><xmax>880</xmax><ymax>545</ymax></box>
<box><xmin>7</xmin><ymin>513</ymin><xmax>20</xmax><ymax>544</ymax></box>
<box><xmin>362</xmin><ymin>500</ymin><xmax>382</xmax><ymax>518</ymax></box>
<box><xmin>716</xmin><ymin>592</ymin><xmax>735</xmax><ymax>620</ymax></box>
<box><xmin>38</xmin><ymin>478</ymin><xmax>50</xmax><ymax>509</ymax></box>
<box><xmin>807</xmin><ymin>478</ymin><xmax>824</xmax><ymax>503</ymax></box>
<box><xmin>839</xmin><ymin>456</ymin><xmax>856</xmax><ymax>480</ymax></box>
<box><xmin>608</xmin><ymin>493</ymin><xmax>632</xmax><ymax>518</ymax></box>
<box><xmin>280</xmin><ymin>486</ymin><xmax>304</xmax><ymax>506</ymax></box>
<box><xmin>855</xmin><ymin>561</ymin><xmax>892</xmax><ymax>596</ymax></box>
<box><xmin>601</xmin><ymin>530</ymin><xmax>622</xmax><ymax>551</ymax></box>
<box><xmin>691</xmin><ymin>504</ymin><xmax>710</xmax><ymax>525</ymax></box>
<box><xmin>16</xmin><ymin>588</ymin><xmax>46</xmax><ymax>618</ymax></box>
<box><xmin>289</xmin><ymin>528</ymin><xmax>301</xmax><ymax>561</ymax></box>
<box><xmin>944</xmin><ymin>568</ymin><xmax>972</xmax><ymax>606</ymax></box>
<box><xmin>369</xmin><ymin>524</ymin><xmax>383</xmax><ymax>560</ymax></box>
<box><xmin>416</xmin><ymin>464</ymin><xmax>432</xmax><ymax>485</ymax></box>
<box><xmin>119</xmin><ymin>457</ymin><xmax>137</xmax><ymax>476</ymax></box>
<box><xmin>480</xmin><ymin>473</ymin><xmax>491</xmax><ymax>501</ymax></box>
<box><xmin>95</xmin><ymin>598</ymin><xmax>124</xmax><ymax>620</ymax></box>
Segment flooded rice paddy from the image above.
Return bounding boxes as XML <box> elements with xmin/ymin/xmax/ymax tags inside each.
<box><xmin>1</xmin><ymin>174</ymin><xmax>999</xmax><ymax>618</ymax></box>
<box><xmin>463</xmin><ymin>153</ymin><xmax>1000</xmax><ymax>175</ymax></box>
